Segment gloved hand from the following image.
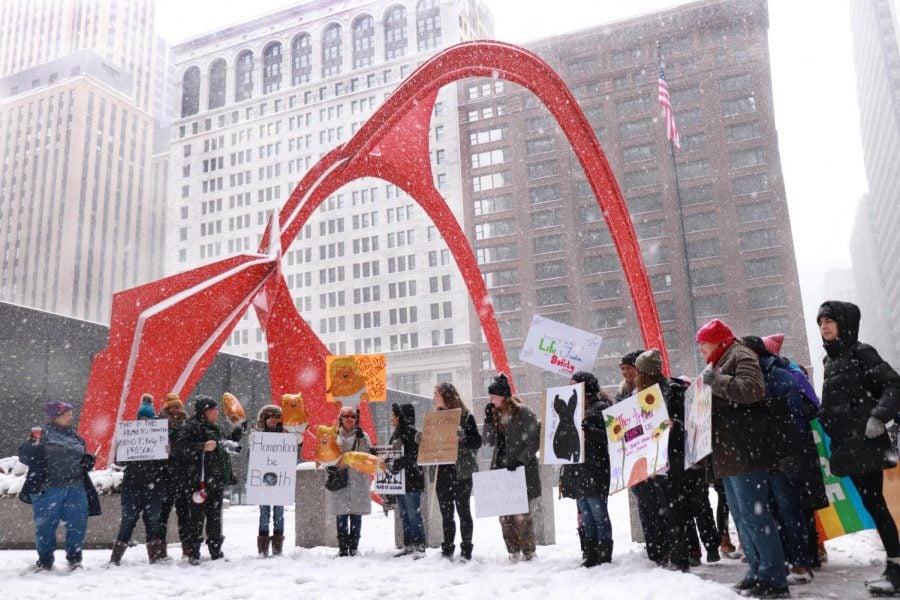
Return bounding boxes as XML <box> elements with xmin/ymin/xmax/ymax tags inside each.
<box><xmin>865</xmin><ymin>416</ymin><xmax>886</xmax><ymax>439</ymax></box>
<box><xmin>355</xmin><ymin>426</ymin><xmax>365</xmax><ymax>439</ymax></box>
<box><xmin>701</xmin><ymin>368</ymin><xmax>717</xmax><ymax>386</ymax></box>
<box><xmin>506</xmin><ymin>460</ymin><xmax>521</xmax><ymax>472</ymax></box>
<box><xmin>80</xmin><ymin>454</ymin><xmax>96</xmax><ymax>472</ymax></box>
<box><xmin>484</xmin><ymin>403</ymin><xmax>495</xmax><ymax>424</ymax></box>
<box><xmin>457</xmin><ymin>426</ymin><xmax>465</xmax><ymax>440</ymax></box>
<box><xmin>581</xmin><ymin>418</ymin><xmax>600</xmax><ymax>433</ymax></box>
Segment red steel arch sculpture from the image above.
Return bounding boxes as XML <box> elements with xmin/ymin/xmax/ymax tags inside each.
<box><xmin>79</xmin><ymin>41</ymin><xmax>667</xmax><ymax>466</ymax></box>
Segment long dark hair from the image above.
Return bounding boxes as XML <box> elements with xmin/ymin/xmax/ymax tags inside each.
<box><xmin>435</xmin><ymin>382</ymin><xmax>468</xmax><ymax>414</ymax></box>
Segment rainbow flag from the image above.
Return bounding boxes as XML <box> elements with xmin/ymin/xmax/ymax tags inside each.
<box><xmin>811</xmin><ymin>419</ymin><xmax>875</xmax><ymax>540</ymax></box>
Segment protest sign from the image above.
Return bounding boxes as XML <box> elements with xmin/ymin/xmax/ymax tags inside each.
<box><xmin>245</xmin><ymin>432</ymin><xmax>299</xmax><ymax>506</ymax></box>
<box><xmin>540</xmin><ymin>383</ymin><xmax>584</xmax><ymax>465</ymax></box>
<box><xmin>603</xmin><ymin>384</ymin><xmax>670</xmax><ymax>494</ymax></box>
<box><xmin>115</xmin><ymin>419</ymin><xmax>169</xmax><ymax>462</ymax></box>
<box><xmin>417</xmin><ymin>409</ymin><xmax>461</xmax><ymax>465</ymax></box>
<box><xmin>519</xmin><ymin>315</ymin><xmax>602</xmax><ymax>377</ymax></box>
<box><xmin>325</xmin><ymin>354</ymin><xmax>387</xmax><ymax>405</ymax></box>
<box><xmin>684</xmin><ymin>375</ymin><xmax>713</xmax><ymax>469</ymax></box>
<box><xmin>472</xmin><ymin>467</ymin><xmax>529</xmax><ymax>518</ymax></box>
<box><xmin>373</xmin><ymin>445</ymin><xmax>405</xmax><ymax>494</ymax></box>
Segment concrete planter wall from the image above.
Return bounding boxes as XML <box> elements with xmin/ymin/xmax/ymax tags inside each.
<box><xmin>0</xmin><ymin>494</ymin><xmax>179</xmax><ymax>550</ymax></box>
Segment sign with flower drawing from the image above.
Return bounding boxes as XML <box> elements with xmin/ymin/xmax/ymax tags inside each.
<box><xmin>603</xmin><ymin>383</ymin><xmax>670</xmax><ymax>494</ymax></box>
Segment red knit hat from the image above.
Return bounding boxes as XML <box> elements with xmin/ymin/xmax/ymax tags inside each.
<box><xmin>763</xmin><ymin>334</ymin><xmax>784</xmax><ymax>356</ymax></box>
<box><xmin>695</xmin><ymin>319</ymin><xmax>736</xmax><ymax>344</ymax></box>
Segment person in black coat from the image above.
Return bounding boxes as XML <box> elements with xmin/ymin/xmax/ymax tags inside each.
<box><xmin>109</xmin><ymin>395</ymin><xmax>169</xmax><ymax>566</ymax></box>
<box><xmin>432</xmin><ymin>382</ymin><xmax>482</xmax><ymax>561</ymax></box>
<box><xmin>18</xmin><ymin>401</ymin><xmax>100</xmax><ymax>571</ymax></box>
<box><xmin>171</xmin><ymin>395</ymin><xmax>246</xmax><ymax>564</ymax></box>
<box><xmin>559</xmin><ymin>371</ymin><xmax>613</xmax><ymax>567</ymax></box>
<box><xmin>157</xmin><ymin>393</ymin><xmax>189</xmax><ymax>560</ymax></box>
<box><xmin>818</xmin><ymin>300</ymin><xmax>900</xmax><ymax>594</ymax></box>
<box><xmin>389</xmin><ymin>402</ymin><xmax>427</xmax><ymax>558</ymax></box>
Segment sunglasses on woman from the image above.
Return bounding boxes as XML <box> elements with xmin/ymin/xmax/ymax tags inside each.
<box><xmin>341</xmin><ymin>414</ymin><xmax>357</xmax><ymax>420</ymax></box>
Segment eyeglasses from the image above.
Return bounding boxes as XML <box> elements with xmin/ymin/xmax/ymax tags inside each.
<box><xmin>341</xmin><ymin>414</ymin><xmax>357</xmax><ymax>420</ymax></box>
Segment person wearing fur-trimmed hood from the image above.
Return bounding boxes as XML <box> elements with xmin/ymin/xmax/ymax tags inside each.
<box><xmin>254</xmin><ymin>404</ymin><xmax>297</xmax><ymax>558</ymax></box>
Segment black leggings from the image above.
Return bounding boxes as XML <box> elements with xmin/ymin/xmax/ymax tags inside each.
<box><xmin>714</xmin><ymin>479</ymin><xmax>730</xmax><ymax>537</ymax></box>
<box><xmin>436</xmin><ymin>471</ymin><xmax>474</xmax><ymax>545</ymax></box>
<box><xmin>850</xmin><ymin>470</ymin><xmax>900</xmax><ymax>557</ymax></box>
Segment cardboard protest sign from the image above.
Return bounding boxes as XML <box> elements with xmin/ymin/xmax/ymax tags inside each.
<box><xmin>373</xmin><ymin>445</ymin><xmax>405</xmax><ymax>495</ymax></box>
<box><xmin>472</xmin><ymin>467</ymin><xmax>529</xmax><ymax>518</ymax></box>
<box><xmin>603</xmin><ymin>383</ymin><xmax>670</xmax><ymax>494</ymax></box>
<box><xmin>540</xmin><ymin>383</ymin><xmax>584</xmax><ymax>465</ymax></box>
<box><xmin>417</xmin><ymin>409</ymin><xmax>461</xmax><ymax>465</ymax></box>
<box><xmin>325</xmin><ymin>354</ymin><xmax>387</xmax><ymax>405</ymax></box>
<box><xmin>684</xmin><ymin>375</ymin><xmax>713</xmax><ymax>469</ymax></box>
<box><xmin>245</xmin><ymin>432</ymin><xmax>299</xmax><ymax>506</ymax></box>
<box><xmin>115</xmin><ymin>419</ymin><xmax>169</xmax><ymax>462</ymax></box>
<box><xmin>519</xmin><ymin>315</ymin><xmax>602</xmax><ymax>377</ymax></box>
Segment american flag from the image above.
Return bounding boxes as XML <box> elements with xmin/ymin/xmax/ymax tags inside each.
<box><xmin>658</xmin><ymin>61</ymin><xmax>680</xmax><ymax>150</ymax></box>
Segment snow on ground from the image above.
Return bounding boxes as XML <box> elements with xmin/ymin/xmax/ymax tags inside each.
<box><xmin>2</xmin><ymin>490</ymin><xmax>889</xmax><ymax>600</ymax></box>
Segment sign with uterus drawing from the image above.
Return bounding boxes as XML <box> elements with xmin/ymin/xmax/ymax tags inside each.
<box><xmin>519</xmin><ymin>315</ymin><xmax>603</xmax><ymax>376</ymax></box>
<box><xmin>603</xmin><ymin>384</ymin><xmax>670</xmax><ymax>494</ymax></box>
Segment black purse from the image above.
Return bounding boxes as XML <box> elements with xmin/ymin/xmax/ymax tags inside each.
<box><xmin>829</xmin><ymin>435</ymin><xmax>896</xmax><ymax>477</ymax></box>
<box><xmin>324</xmin><ymin>466</ymin><xmax>349</xmax><ymax>491</ymax></box>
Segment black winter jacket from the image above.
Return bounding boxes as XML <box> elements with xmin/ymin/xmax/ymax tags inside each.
<box><xmin>171</xmin><ymin>416</ymin><xmax>239</xmax><ymax>492</ymax></box>
<box><xmin>820</xmin><ymin>300</ymin><xmax>900</xmax><ymax>472</ymax></box>
<box><xmin>390</xmin><ymin>404</ymin><xmax>425</xmax><ymax>493</ymax></box>
<box><xmin>559</xmin><ymin>392</ymin><xmax>611</xmax><ymax>498</ymax></box>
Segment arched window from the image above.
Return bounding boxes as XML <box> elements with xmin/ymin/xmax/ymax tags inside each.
<box><xmin>291</xmin><ymin>33</ymin><xmax>312</xmax><ymax>85</ymax></box>
<box><xmin>208</xmin><ymin>59</ymin><xmax>226</xmax><ymax>110</ymax></box>
<box><xmin>322</xmin><ymin>23</ymin><xmax>342</xmax><ymax>78</ymax></box>
<box><xmin>235</xmin><ymin>50</ymin><xmax>254</xmax><ymax>102</ymax></box>
<box><xmin>263</xmin><ymin>42</ymin><xmax>283</xmax><ymax>94</ymax></box>
<box><xmin>181</xmin><ymin>66</ymin><xmax>200</xmax><ymax>117</ymax></box>
<box><xmin>352</xmin><ymin>15</ymin><xmax>375</xmax><ymax>69</ymax></box>
<box><xmin>384</xmin><ymin>5</ymin><xmax>407</xmax><ymax>60</ymax></box>
<box><xmin>416</xmin><ymin>0</ymin><xmax>441</xmax><ymax>52</ymax></box>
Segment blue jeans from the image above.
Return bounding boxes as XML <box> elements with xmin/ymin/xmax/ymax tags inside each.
<box><xmin>32</xmin><ymin>485</ymin><xmax>88</xmax><ymax>566</ymax></box>
<box><xmin>396</xmin><ymin>493</ymin><xmax>425</xmax><ymax>546</ymax></box>
<box><xmin>723</xmin><ymin>472</ymin><xmax>787</xmax><ymax>587</ymax></box>
<box><xmin>118</xmin><ymin>484</ymin><xmax>166</xmax><ymax>543</ymax></box>
<box><xmin>576</xmin><ymin>496</ymin><xmax>612</xmax><ymax>542</ymax></box>
<box><xmin>768</xmin><ymin>471</ymin><xmax>810</xmax><ymax>568</ymax></box>
<box><xmin>259</xmin><ymin>505</ymin><xmax>285</xmax><ymax>535</ymax></box>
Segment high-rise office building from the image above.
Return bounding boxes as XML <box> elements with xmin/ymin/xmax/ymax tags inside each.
<box><xmin>0</xmin><ymin>0</ymin><xmax>163</xmax><ymax>323</ymax></box>
<box><xmin>167</xmin><ymin>0</ymin><xmax>494</xmax><ymax>398</ymax></box>
<box><xmin>459</xmin><ymin>0</ymin><xmax>810</xmax><ymax>400</ymax></box>
<box><xmin>849</xmin><ymin>0</ymin><xmax>900</xmax><ymax>366</ymax></box>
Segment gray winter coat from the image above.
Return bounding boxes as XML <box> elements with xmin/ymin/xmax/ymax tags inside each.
<box><xmin>327</xmin><ymin>427</ymin><xmax>372</xmax><ymax>516</ymax></box>
<box><xmin>483</xmin><ymin>403</ymin><xmax>542</xmax><ymax>500</ymax></box>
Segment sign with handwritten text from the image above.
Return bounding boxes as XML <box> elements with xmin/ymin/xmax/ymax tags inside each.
<box><xmin>603</xmin><ymin>384</ymin><xmax>670</xmax><ymax>494</ymax></box>
<box><xmin>245</xmin><ymin>432</ymin><xmax>299</xmax><ymax>506</ymax></box>
<box><xmin>325</xmin><ymin>354</ymin><xmax>387</xmax><ymax>405</ymax></box>
<box><xmin>684</xmin><ymin>375</ymin><xmax>713</xmax><ymax>469</ymax></box>
<box><xmin>472</xmin><ymin>467</ymin><xmax>529</xmax><ymax>518</ymax></box>
<box><xmin>519</xmin><ymin>315</ymin><xmax>602</xmax><ymax>376</ymax></box>
<box><xmin>115</xmin><ymin>419</ymin><xmax>169</xmax><ymax>462</ymax></box>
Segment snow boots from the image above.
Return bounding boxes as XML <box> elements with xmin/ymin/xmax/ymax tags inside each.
<box><xmin>578</xmin><ymin>526</ymin><xmax>587</xmax><ymax>560</ymax></box>
<box><xmin>147</xmin><ymin>539</ymin><xmax>167</xmax><ymax>564</ymax></box>
<box><xmin>441</xmin><ymin>542</ymin><xmax>455</xmax><ymax>559</ymax></box>
<box><xmin>867</xmin><ymin>560</ymin><xmax>900</xmax><ymax>596</ymax></box>
<box><xmin>597</xmin><ymin>539</ymin><xmax>613</xmax><ymax>565</ymax></box>
<box><xmin>460</xmin><ymin>542</ymin><xmax>473</xmax><ymax>562</ymax></box>
<box><xmin>257</xmin><ymin>535</ymin><xmax>270</xmax><ymax>558</ymax></box>
<box><xmin>109</xmin><ymin>540</ymin><xmax>128</xmax><ymax>566</ymax></box>
<box><xmin>337</xmin><ymin>532</ymin><xmax>350</xmax><ymax>557</ymax></box>
<box><xmin>581</xmin><ymin>539</ymin><xmax>599</xmax><ymax>568</ymax></box>
<box><xmin>349</xmin><ymin>531</ymin><xmax>360</xmax><ymax>557</ymax></box>
<box><xmin>271</xmin><ymin>533</ymin><xmax>284</xmax><ymax>556</ymax></box>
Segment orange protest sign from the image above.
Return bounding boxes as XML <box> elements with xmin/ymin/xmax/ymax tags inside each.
<box><xmin>325</xmin><ymin>354</ymin><xmax>387</xmax><ymax>404</ymax></box>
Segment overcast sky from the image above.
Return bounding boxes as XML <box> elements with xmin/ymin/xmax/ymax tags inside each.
<box><xmin>156</xmin><ymin>0</ymin><xmax>867</xmax><ymax>363</ymax></box>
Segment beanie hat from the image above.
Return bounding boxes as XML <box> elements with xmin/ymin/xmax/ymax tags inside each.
<box><xmin>44</xmin><ymin>400</ymin><xmax>73</xmax><ymax>419</ymax></box>
<box><xmin>193</xmin><ymin>395</ymin><xmax>218</xmax><ymax>415</ymax></box>
<box><xmin>635</xmin><ymin>349</ymin><xmax>663</xmax><ymax>378</ymax></box>
<box><xmin>162</xmin><ymin>392</ymin><xmax>184</xmax><ymax>412</ymax></box>
<box><xmin>620</xmin><ymin>350</ymin><xmax>645</xmax><ymax>367</ymax></box>
<box><xmin>487</xmin><ymin>372</ymin><xmax>512</xmax><ymax>397</ymax></box>
<box><xmin>136</xmin><ymin>394</ymin><xmax>156</xmax><ymax>420</ymax></box>
<box><xmin>695</xmin><ymin>319</ymin><xmax>736</xmax><ymax>345</ymax></box>
<box><xmin>740</xmin><ymin>336</ymin><xmax>769</xmax><ymax>358</ymax></box>
<box><xmin>570</xmin><ymin>371</ymin><xmax>600</xmax><ymax>398</ymax></box>
<box><xmin>763</xmin><ymin>334</ymin><xmax>784</xmax><ymax>356</ymax></box>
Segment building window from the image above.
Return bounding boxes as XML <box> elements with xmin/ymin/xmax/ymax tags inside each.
<box><xmin>687</xmin><ymin>238</ymin><xmax>721</xmax><ymax>260</ymax></box>
<box><xmin>235</xmin><ymin>50</ymin><xmax>254</xmax><ymax>102</ymax></box>
<box><xmin>584</xmin><ymin>254</ymin><xmax>621</xmax><ymax>275</ymax></box>
<box><xmin>732</xmin><ymin>174</ymin><xmax>769</xmax><ymax>196</ymax></box>
<box><xmin>695</xmin><ymin>294</ymin><xmax>728</xmax><ymax>317</ymax></box>
<box><xmin>352</xmin><ymin>15</ymin><xmax>375</xmax><ymax>68</ymax></box>
<box><xmin>533</xmin><ymin>235</ymin><xmax>563</xmax><ymax>255</ymax></box>
<box><xmin>737</xmin><ymin>201</ymin><xmax>774</xmax><ymax>223</ymax></box>
<box><xmin>722</xmin><ymin>95</ymin><xmax>757</xmax><ymax>117</ymax></box>
<box><xmin>537</xmin><ymin>286</ymin><xmax>568</xmax><ymax>307</ymax></box>
<box><xmin>493</xmin><ymin>293</ymin><xmax>521</xmax><ymax>313</ymax></box>
<box><xmin>208</xmin><ymin>59</ymin><xmax>227</xmax><ymax>110</ymax></box>
<box><xmin>322</xmin><ymin>23</ymin><xmax>343</xmax><ymax>77</ymax></box>
<box><xmin>587</xmin><ymin>280</ymin><xmax>621</xmax><ymax>301</ymax></box>
<box><xmin>739</xmin><ymin>228</ymin><xmax>778</xmax><ymax>252</ymax></box>
<box><xmin>416</xmin><ymin>0</ymin><xmax>441</xmax><ymax>51</ymax></box>
<box><xmin>729</xmin><ymin>147</ymin><xmax>766</xmax><ymax>170</ymax></box>
<box><xmin>590</xmin><ymin>307</ymin><xmax>626</xmax><ymax>329</ymax></box>
<box><xmin>692</xmin><ymin>266</ymin><xmax>725</xmax><ymax>287</ymax></box>
<box><xmin>744</xmin><ymin>256</ymin><xmax>782</xmax><ymax>279</ymax></box>
<box><xmin>384</xmin><ymin>5</ymin><xmax>408</xmax><ymax>60</ymax></box>
<box><xmin>263</xmin><ymin>42</ymin><xmax>283</xmax><ymax>94</ymax></box>
<box><xmin>748</xmin><ymin>285</ymin><xmax>786</xmax><ymax>310</ymax></box>
<box><xmin>683</xmin><ymin>211</ymin><xmax>718</xmax><ymax>233</ymax></box>
<box><xmin>181</xmin><ymin>66</ymin><xmax>200</xmax><ymax>117</ymax></box>
<box><xmin>291</xmin><ymin>33</ymin><xmax>312</xmax><ymax>85</ymax></box>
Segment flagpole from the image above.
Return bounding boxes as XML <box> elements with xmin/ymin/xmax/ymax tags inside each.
<box><xmin>657</xmin><ymin>42</ymin><xmax>701</xmax><ymax>374</ymax></box>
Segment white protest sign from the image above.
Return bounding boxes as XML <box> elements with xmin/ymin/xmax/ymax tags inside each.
<box><xmin>115</xmin><ymin>419</ymin><xmax>169</xmax><ymax>462</ymax></box>
<box><xmin>684</xmin><ymin>374</ymin><xmax>713</xmax><ymax>469</ymax></box>
<box><xmin>540</xmin><ymin>383</ymin><xmax>585</xmax><ymax>465</ymax></box>
<box><xmin>472</xmin><ymin>467</ymin><xmax>529</xmax><ymax>518</ymax></box>
<box><xmin>245</xmin><ymin>432</ymin><xmax>299</xmax><ymax>506</ymax></box>
<box><xmin>603</xmin><ymin>383</ymin><xmax>670</xmax><ymax>494</ymax></box>
<box><xmin>374</xmin><ymin>445</ymin><xmax>405</xmax><ymax>494</ymax></box>
<box><xmin>519</xmin><ymin>315</ymin><xmax>602</xmax><ymax>376</ymax></box>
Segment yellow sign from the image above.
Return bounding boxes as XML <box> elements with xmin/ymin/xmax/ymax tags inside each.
<box><xmin>325</xmin><ymin>354</ymin><xmax>387</xmax><ymax>404</ymax></box>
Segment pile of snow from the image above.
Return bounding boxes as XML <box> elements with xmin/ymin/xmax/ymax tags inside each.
<box><xmin>0</xmin><ymin>456</ymin><xmax>123</xmax><ymax>497</ymax></box>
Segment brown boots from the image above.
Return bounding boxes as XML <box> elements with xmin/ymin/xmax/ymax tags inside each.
<box><xmin>147</xmin><ymin>540</ymin><xmax>169</xmax><ymax>564</ymax></box>
<box><xmin>271</xmin><ymin>534</ymin><xmax>284</xmax><ymax>556</ymax></box>
<box><xmin>109</xmin><ymin>540</ymin><xmax>128</xmax><ymax>566</ymax></box>
<box><xmin>257</xmin><ymin>534</ymin><xmax>284</xmax><ymax>557</ymax></box>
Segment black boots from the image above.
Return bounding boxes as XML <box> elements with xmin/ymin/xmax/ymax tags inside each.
<box><xmin>581</xmin><ymin>539</ymin><xmax>599</xmax><ymax>568</ymax></box>
<box><xmin>581</xmin><ymin>539</ymin><xmax>613</xmax><ymax>567</ymax></box>
<box><xmin>109</xmin><ymin>540</ymin><xmax>128</xmax><ymax>566</ymax></box>
<box><xmin>337</xmin><ymin>532</ymin><xmax>350</xmax><ymax>557</ymax></box>
<box><xmin>460</xmin><ymin>542</ymin><xmax>473</xmax><ymax>561</ymax></box>
<box><xmin>441</xmin><ymin>543</ymin><xmax>456</xmax><ymax>559</ymax></box>
<box><xmin>597</xmin><ymin>540</ymin><xmax>613</xmax><ymax>565</ymax></box>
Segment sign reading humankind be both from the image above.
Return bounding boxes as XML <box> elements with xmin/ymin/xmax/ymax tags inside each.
<box><xmin>519</xmin><ymin>315</ymin><xmax>603</xmax><ymax>377</ymax></box>
<box><xmin>245</xmin><ymin>432</ymin><xmax>299</xmax><ymax>506</ymax></box>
